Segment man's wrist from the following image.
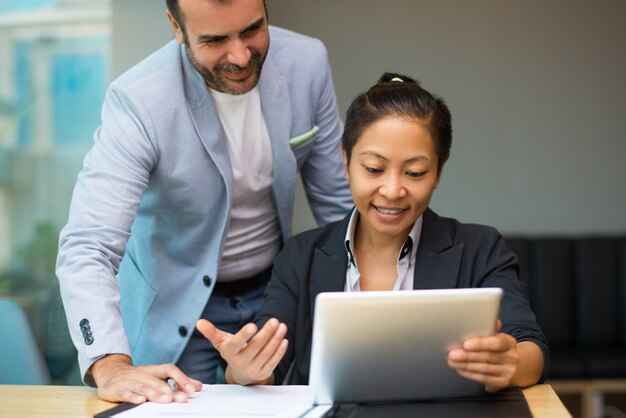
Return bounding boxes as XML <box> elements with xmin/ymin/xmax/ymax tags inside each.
<box><xmin>90</xmin><ymin>354</ymin><xmax>133</xmax><ymax>384</ymax></box>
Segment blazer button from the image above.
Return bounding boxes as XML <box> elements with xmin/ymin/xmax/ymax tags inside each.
<box><xmin>179</xmin><ymin>326</ymin><xmax>188</xmax><ymax>337</ymax></box>
<box><xmin>203</xmin><ymin>275</ymin><xmax>212</xmax><ymax>287</ymax></box>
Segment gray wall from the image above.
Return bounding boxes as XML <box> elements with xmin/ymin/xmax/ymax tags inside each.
<box><xmin>112</xmin><ymin>0</ymin><xmax>626</xmax><ymax>235</ymax></box>
<box><xmin>112</xmin><ymin>0</ymin><xmax>173</xmax><ymax>78</ymax></box>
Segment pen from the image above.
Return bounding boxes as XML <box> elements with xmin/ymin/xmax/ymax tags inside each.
<box><xmin>167</xmin><ymin>378</ymin><xmax>178</xmax><ymax>392</ymax></box>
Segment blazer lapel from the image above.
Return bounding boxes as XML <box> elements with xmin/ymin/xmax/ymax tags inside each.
<box><xmin>180</xmin><ymin>44</ymin><xmax>233</xmax><ymax>193</ymax></box>
<box><xmin>308</xmin><ymin>215</ymin><xmax>350</xmax><ymax>315</ymax></box>
<box><xmin>258</xmin><ymin>52</ymin><xmax>296</xmax><ymax>241</ymax></box>
<box><xmin>413</xmin><ymin>208</ymin><xmax>464</xmax><ymax>289</ymax></box>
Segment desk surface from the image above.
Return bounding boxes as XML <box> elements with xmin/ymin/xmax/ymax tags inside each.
<box><xmin>0</xmin><ymin>384</ymin><xmax>571</xmax><ymax>418</ymax></box>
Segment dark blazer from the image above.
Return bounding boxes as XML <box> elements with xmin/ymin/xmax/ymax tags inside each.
<box><xmin>255</xmin><ymin>208</ymin><xmax>549</xmax><ymax>385</ymax></box>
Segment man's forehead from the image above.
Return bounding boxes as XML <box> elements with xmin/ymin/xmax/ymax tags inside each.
<box><xmin>179</xmin><ymin>0</ymin><xmax>266</xmax><ymax>33</ymax></box>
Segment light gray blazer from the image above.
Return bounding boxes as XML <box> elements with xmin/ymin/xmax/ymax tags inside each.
<box><xmin>56</xmin><ymin>26</ymin><xmax>352</xmax><ymax>384</ymax></box>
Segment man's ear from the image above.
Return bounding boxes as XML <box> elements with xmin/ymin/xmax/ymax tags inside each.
<box><xmin>166</xmin><ymin>10</ymin><xmax>185</xmax><ymax>45</ymax></box>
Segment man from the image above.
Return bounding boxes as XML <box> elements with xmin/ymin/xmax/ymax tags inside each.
<box><xmin>56</xmin><ymin>0</ymin><xmax>351</xmax><ymax>404</ymax></box>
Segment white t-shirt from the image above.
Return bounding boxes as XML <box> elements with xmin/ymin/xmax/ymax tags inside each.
<box><xmin>209</xmin><ymin>87</ymin><xmax>281</xmax><ymax>281</ymax></box>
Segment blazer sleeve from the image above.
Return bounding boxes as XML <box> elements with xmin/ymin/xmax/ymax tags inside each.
<box><xmin>298</xmin><ymin>41</ymin><xmax>352</xmax><ymax>225</ymax></box>
<box><xmin>468</xmin><ymin>227</ymin><xmax>550</xmax><ymax>383</ymax></box>
<box><xmin>254</xmin><ymin>240</ymin><xmax>304</xmax><ymax>384</ymax></box>
<box><xmin>56</xmin><ymin>81</ymin><xmax>158</xmax><ymax>385</ymax></box>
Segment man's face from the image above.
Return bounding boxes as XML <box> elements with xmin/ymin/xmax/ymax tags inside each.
<box><xmin>168</xmin><ymin>0</ymin><xmax>269</xmax><ymax>95</ymax></box>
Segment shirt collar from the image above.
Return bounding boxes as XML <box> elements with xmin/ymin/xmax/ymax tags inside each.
<box><xmin>344</xmin><ymin>210</ymin><xmax>423</xmax><ymax>268</ymax></box>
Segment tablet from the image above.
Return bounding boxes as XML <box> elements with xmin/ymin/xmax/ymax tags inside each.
<box><xmin>309</xmin><ymin>287</ymin><xmax>503</xmax><ymax>404</ymax></box>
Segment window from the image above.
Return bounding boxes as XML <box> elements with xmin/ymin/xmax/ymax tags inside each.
<box><xmin>0</xmin><ymin>0</ymin><xmax>110</xmax><ymax>384</ymax></box>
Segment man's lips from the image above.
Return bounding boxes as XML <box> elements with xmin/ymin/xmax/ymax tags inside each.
<box><xmin>222</xmin><ymin>65</ymin><xmax>253</xmax><ymax>81</ymax></box>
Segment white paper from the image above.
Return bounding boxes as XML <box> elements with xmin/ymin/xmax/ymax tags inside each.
<box><xmin>112</xmin><ymin>384</ymin><xmax>316</xmax><ymax>418</ymax></box>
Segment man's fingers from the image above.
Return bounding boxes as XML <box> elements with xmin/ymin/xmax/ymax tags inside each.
<box><xmin>98</xmin><ymin>384</ymin><xmax>147</xmax><ymax>404</ymax></box>
<box><xmin>98</xmin><ymin>376</ymin><xmax>171</xmax><ymax>404</ymax></box>
<box><xmin>143</xmin><ymin>364</ymin><xmax>202</xmax><ymax>396</ymax></box>
<box><xmin>96</xmin><ymin>363</ymin><xmax>200</xmax><ymax>404</ymax></box>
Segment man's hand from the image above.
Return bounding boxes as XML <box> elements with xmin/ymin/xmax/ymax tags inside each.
<box><xmin>196</xmin><ymin>318</ymin><xmax>288</xmax><ymax>386</ymax></box>
<box><xmin>91</xmin><ymin>354</ymin><xmax>202</xmax><ymax>404</ymax></box>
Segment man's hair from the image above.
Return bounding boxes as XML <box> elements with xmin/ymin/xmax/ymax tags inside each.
<box><xmin>166</xmin><ymin>0</ymin><xmax>267</xmax><ymax>37</ymax></box>
<box><xmin>166</xmin><ymin>0</ymin><xmax>184</xmax><ymax>30</ymax></box>
<box><xmin>342</xmin><ymin>72</ymin><xmax>452</xmax><ymax>175</ymax></box>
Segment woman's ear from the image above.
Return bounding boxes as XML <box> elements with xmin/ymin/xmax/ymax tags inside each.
<box><xmin>435</xmin><ymin>155</ymin><xmax>450</xmax><ymax>188</ymax></box>
<box><xmin>341</xmin><ymin>145</ymin><xmax>350</xmax><ymax>181</ymax></box>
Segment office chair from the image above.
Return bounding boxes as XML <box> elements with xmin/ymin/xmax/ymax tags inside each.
<box><xmin>0</xmin><ymin>299</ymin><xmax>51</xmax><ymax>384</ymax></box>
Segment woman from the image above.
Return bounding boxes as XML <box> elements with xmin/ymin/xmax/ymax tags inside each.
<box><xmin>197</xmin><ymin>73</ymin><xmax>548</xmax><ymax>392</ymax></box>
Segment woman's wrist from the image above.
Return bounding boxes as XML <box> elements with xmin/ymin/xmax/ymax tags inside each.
<box><xmin>225</xmin><ymin>366</ymin><xmax>275</xmax><ymax>386</ymax></box>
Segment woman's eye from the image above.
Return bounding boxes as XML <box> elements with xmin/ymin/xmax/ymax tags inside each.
<box><xmin>364</xmin><ymin>166</ymin><xmax>383</xmax><ymax>175</ymax></box>
<box><xmin>406</xmin><ymin>171</ymin><xmax>426</xmax><ymax>178</ymax></box>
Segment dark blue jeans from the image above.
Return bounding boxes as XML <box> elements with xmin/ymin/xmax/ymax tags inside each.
<box><xmin>175</xmin><ymin>280</ymin><xmax>266</xmax><ymax>383</ymax></box>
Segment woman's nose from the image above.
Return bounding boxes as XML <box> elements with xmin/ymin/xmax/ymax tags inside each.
<box><xmin>378</xmin><ymin>175</ymin><xmax>407</xmax><ymax>199</ymax></box>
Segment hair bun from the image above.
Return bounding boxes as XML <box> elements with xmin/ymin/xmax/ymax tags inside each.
<box><xmin>378</xmin><ymin>72</ymin><xmax>418</xmax><ymax>84</ymax></box>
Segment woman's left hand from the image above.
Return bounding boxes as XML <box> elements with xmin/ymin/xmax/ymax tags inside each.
<box><xmin>446</xmin><ymin>321</ymin><xmax>519</xmax><ymax>392</ymax></box>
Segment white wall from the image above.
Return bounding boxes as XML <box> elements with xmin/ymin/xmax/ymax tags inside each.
<box><xmin>113</xmin><ymin>0</ymin><xmax>626</xmax><ymax>235</ymax></box>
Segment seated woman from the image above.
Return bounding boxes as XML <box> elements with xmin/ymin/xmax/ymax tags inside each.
<box><xmin>197</xmin><ymin>73</ymin><xmax>548</xmax><ymax>391</ymax></box>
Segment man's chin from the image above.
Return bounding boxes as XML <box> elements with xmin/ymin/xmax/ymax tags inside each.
<box><xmin>211</xmin><ymin>75</ymin><xmax>259</xmax><ymax>95</ymax></box>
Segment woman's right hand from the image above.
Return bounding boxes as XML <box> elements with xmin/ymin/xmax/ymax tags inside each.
<box><xmin>196</xmin><ymin>318</ymin><xmax>288</xmax><ymax>385</ymax></box>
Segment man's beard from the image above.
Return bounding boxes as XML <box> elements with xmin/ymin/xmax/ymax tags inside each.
<box><xmin>186</xmin><ymin>45</ymin><xmax>266</xmax><ymax>95</ymax></box>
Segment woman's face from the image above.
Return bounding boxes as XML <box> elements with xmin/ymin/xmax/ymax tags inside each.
<box><xmin>344</xmin><ymin>116</ymin><xmax>442</xmax><ymax>240</ymax></box>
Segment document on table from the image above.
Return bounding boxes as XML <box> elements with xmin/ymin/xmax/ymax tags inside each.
<box><xmin>104</xmin><ymin>384</ymin><xmax>332</xmax><ymax>418</ymax></box>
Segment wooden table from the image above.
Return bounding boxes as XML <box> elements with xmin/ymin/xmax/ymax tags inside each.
<box><xmin>0</xmin><ymin>384</ymin><xmax>571</xmax><ymax>418</ymax></box>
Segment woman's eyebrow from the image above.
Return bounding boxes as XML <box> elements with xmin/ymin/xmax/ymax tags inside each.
<box><xmin>359</xmin><ymin>151</ymin><xmax>431</xmax><ymax>163</ymax></box>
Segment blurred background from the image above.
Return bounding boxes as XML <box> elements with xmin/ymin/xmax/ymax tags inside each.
<box><xmin>0</xmin><ymin>0</ymin><xmax>624</xmax><ymax>415</ymax></box>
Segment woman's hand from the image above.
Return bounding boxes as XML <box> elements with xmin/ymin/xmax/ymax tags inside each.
<box><xmin>196</xmin><ymin>318</ymin><xmax>288</xmax><ymax>385</ymax></box>
<box><xmin>447</xmin><ymin>331</ymin><xmax>518</xmax><ymax>392</ymax></box>
<box><xmin>447</xmin><ymin>321</ymin><xmax>544</xmax><ymax>392</ymax></box>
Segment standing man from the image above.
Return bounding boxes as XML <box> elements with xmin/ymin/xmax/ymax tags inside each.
<box><xmin>56</xmin><ymin>0</ymin><xmax>351</xmax><ymax>404</ymax></box>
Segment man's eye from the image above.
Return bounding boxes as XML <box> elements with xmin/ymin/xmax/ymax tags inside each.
<box><xmin>242</xmin><ymin>27</ymin><xmax>260</xmax><ymax>38</ymax></box>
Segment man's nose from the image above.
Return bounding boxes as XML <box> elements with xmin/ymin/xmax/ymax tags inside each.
<box><xmin>227</xmin><ymin>39</ymin><xmax>252</xmax><ymax>68</ymax></box>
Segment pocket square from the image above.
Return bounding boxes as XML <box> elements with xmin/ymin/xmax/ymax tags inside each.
<box><xmin>289</xmin><ymin>125</ymin><xmax>319</xmax><ymax>149</ymax></box>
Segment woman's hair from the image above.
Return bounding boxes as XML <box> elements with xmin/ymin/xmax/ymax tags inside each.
<box><xmin>342</xmin><ymin>73</ymin><xmax>452</xmax><ymax>175</ymax></box>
